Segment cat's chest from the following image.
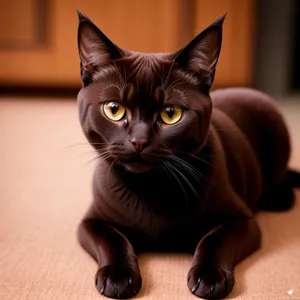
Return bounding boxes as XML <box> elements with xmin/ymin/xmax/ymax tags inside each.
<box><xmin>104</xmin><ymin>186</ymin><xmax>175</xmax><ymax>232</ymax></box>
<box><xmin>102</xmin><ymin>179</ymin><xmax>203</xmax><ymax>237</ymax></box>
<box><xmin>111</xmin><ymin>205</ymin><xmax>219</xmax><ymax>253</ymax></box>
<box><xmin>95</xmin><ymin>163</ymin><xmax>205</xmax><ymax>236</ymax></box>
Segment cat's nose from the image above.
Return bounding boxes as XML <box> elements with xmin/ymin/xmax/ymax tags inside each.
<box><xmin>130</xmin><ymin>138</ymin><xmax>149</xmax><ymax>152</ymax></box>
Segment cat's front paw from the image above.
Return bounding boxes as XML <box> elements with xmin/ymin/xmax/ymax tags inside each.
<box><xmin>95</xmin><ymin>265</ymin><xmax>142</xmax><ymax>299</ymax></box>
<box><xmin>187</xmin><ymin>264</ymin><xmax>234</xmax><ymax>299</ymax></box>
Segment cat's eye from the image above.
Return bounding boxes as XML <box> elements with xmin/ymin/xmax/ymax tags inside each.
<box><xmin>103</xmin><ymin>101</ymin><xmax>126</xmax><ymax>121</ymax></box>
<box><xmin>160</xmin><ymin>105</ymin><xmax>183</xmax><ymax>125</ymax></box>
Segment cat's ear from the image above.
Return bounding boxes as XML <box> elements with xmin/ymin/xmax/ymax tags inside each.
<box><xmin>77</xmin><ymin>11</ymin><xmax>123</xmax><ymax>85</ymax></box>
<box><xmin>171</xmin><ymin>14</ymin><xmax>225</xmax><ymax>90</ymax></box>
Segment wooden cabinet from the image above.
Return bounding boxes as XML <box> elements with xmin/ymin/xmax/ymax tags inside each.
<box><xmin>194</xmin><ymin>0</ymin><xmax>255</xmax><ymax>87</ymax></box>
<box><xmin>0</xmin><ymin>0</ymin><xmax>255</xmax><ymax>88</ymax></box>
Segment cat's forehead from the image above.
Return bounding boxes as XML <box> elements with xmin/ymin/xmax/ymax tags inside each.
<box><xmin>123</xmin><ymin>52</ymin><xmax>172</xmax><ymax>88</ymax></box>
<box><xmin>92</xmin><ymin>52</ymin><xmax>173</xmax><ymax>93</ymax></box>
<box><xmin>89</xmin><ymin>51</ymin><xmax>200</xmax><ymax>107</ymax></box>
<box><xmin>119</xmin><ymin>52</ymin><xmax>199</xmax><ymax>90</ymax></box>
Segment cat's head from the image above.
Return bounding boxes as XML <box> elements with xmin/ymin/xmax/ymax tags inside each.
<box><xmin>77</xmin><ymin>11</ymin><xmax>224</xmax><ymax>173</ymax></box>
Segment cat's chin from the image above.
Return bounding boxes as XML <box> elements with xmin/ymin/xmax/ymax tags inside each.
<box><xmin>121</xmin><ymin>162</ymin><xmax>154</xmax><ymax>173</ymax></box>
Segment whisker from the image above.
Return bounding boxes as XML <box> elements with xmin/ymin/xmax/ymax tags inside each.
<box><xmin>164</xmin><ymin>161</ymin><xmax>198</xmax><ymax>212</ymax></box>
<box><xmin>162</xmin><ymin>58</ymin><xmax>177</xmax><ymax>91</ymax></box>
<box><xmin>108</xmin><ymin>158</ymin><xmax>119</xmax><ymax>173</ymax></box>
<box><xmin>168</xmin><ymin>159</ymin><xmax>200</xmax><ymax>193</ymax></box>
<box><xmin>161</xmin><ymin>63</ymin><xmax>165</xmax><ymax>86</ymax></box>
<box><xmin>168</xmin><ymin>148</ymin><xmax>213</xmax><ymax>168</ymax></box>
<box><xmin>161</xmin><ymin>161</ymin><xmax>189</xmax><ymax>205</ymax></box>
<box><xmin>170</xmin><ymin>154</ymin><xmax>220</xmax><ymax>196</ymax></box>
<box><xmin>81</xmin><ymin>155</ymin><xmax>101</xmax><ymax>170</ymax></box>
<box><xmin>171</xmin><ymin>156</ymin><xmax>207</xmax><ymax>182</ymax></box>
<box><xmin>69</xmin><ymin>150</ymin><xmax>101</xmax><ymax>162</ymax></box>
<box><xmin>169</xmin><ymin>157</ymin><xmax>206</xmax><ymax>193</ymax></box>
<box><xmin>112</xmin><ymin>60</ymin><xmax>126</xmax><ymax>89</ymax></box>
<box><xmin>124</xmin><ymin>64</ymin><xmax>127</xmax><ymax>83</ymax></box>
<box><xmin>65</xmin><ymin>142</ymin><xmax>108</xmax><ymax>149</ymax></box>
<box><xmin>164</xmin><ymin>79</ymin><xmax>183</xmax><ymax>94</ymax></box>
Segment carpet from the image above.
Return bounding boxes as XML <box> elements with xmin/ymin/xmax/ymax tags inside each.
<box><xmin>0</xmin><ymin>98</ymin><xmax>299</xmax><ymax>300</ymax></box>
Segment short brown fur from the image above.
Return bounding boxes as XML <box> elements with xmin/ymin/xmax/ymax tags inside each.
<box><xmin>76</xmin><ymin>11</ymin><xmax>299</xmax><ymax>299</ymax></box>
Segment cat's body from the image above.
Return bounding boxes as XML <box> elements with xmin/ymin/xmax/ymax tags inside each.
<box><xmin>76</xmin><ymin>12</ymin><xmax>299</xmax><ymax>300</ymax></box>
<box><xmin>81</xmin><ymin>87</ymin><xmax>291</xmax><ymax>252</ymax></box>
<box><xmin>211</xmin><ymin>88</ymin><xmax>291</xmax><ymax>207</ymax></box>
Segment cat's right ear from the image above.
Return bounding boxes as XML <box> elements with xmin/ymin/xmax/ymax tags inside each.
<box><xmin>169</xmin><ymin>15</ymin><xmax>225</xmax><ymax>93</ymax></box>
<box><xmin>77</xmin><ymin>11</ymin><xmax>123</xmax><ymax>86</ymax></box>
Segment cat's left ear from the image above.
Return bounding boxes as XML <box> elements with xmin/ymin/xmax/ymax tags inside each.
<box><xmin>77</xmin><ymin>11</ymin><xmax>124</xmax><ymax>85</ymax></box>
<box><xmin>171</xmin><ymin>14</ymin><xmax>226</xmax><ymax>90</ymax></box>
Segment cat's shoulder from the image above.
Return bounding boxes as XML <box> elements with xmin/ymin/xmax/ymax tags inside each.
<box><xmin>210</xmin><ymin>87</ymin><xmax>278</xmax><ymax>112</ymax></box>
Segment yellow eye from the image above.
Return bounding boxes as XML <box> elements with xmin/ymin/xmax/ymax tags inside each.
<box><xmin>160</xmin><ymin>105</ymin><xmax>183</xmax><ymax>125</ymax></box>
<box><xmin>103</xmin><ymin>101</ymin><xmax>126</xmax><ymax>121</ymax></box>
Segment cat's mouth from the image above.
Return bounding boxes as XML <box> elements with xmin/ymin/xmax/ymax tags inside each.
<box><xmin>120</xmin><ymin>156</ymin><xmax>155</xmax><ymax>173</ymax></box>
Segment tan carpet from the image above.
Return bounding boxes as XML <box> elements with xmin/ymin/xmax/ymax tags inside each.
<box><xmin>0</xmin><ymin>98</ymin><xmax>299</xmax><ymax>300</ymax></box>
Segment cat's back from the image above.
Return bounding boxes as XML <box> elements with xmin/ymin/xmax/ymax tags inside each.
<box><xmin>210</xmin><ymin>87</ymin><xmax>289</xmax><ymax>150</ymax></box>
<box><xmin>211</xmin><ymin>87</ymin><xmax>282</xmax><ymax>123</ymax></box>
<box><xmin>210</xmin><ymin>87</ymin><xmax>291</xmax><ymax>191</ymax></box>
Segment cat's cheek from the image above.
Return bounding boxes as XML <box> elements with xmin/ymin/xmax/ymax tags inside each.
<box><xmin>161</xmin><ymin>115</ymin><xmax>203</xmax><ymax>152</ymax></box>
<box><xmin>100</xmin><ymin>117</ymin><xmax>128</xmax><ymax>129</ymax></box>
<box><xmin>159</xmin><ymin>113</ymin><xmax>190</xmax><ymax>136</ymax></box>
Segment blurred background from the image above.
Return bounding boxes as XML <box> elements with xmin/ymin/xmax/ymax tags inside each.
<box><xmin>0</xmin><ymin>0</ymin><xmax>299</xmax><ymax>98</ymax></box>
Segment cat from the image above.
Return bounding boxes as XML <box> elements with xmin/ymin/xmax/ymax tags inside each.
<box><xmin>76</xmin><ymin>11</ymin><xmax>300</xmax><ymax>299</ymax></box>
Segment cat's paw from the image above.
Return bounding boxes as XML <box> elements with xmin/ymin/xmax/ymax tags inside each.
<box><xmin>95</xmin><ymin>265</ymin><xmax>142</xmax><ymax>299</ymax></box>
<box><xmin>187</xmin><ymin>264</ymin><xmax>234</xmax><ymax>299</ymax></box>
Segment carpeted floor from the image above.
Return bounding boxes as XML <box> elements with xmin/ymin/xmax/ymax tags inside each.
<box><xmin>0</xmin><ymin>97</ymin><xmax>299</xmax><ymax>300</ymax></box>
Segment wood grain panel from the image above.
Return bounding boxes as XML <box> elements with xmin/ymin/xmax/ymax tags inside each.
<box><xmin>0</xmin><ymin>0</ymin><xmax>35</xmax><ymax>43</ymax></box>
<box><xmin>229</xmin><ymin>0</ymin><xmax>255</xmax><ymax>87</ymax></box>
<box><xmin>0</xmin><ymin>0</ymin><xmax>255</xmax><ymax>87</ymax></box>
<box><xmin>194</xmin><ymin>0</ymin><xmax>255</xmax><ymax>87</ymax></box>
<box><xmin>0</xmin><ymin>0</ymin><xmax>48</xmax><ymax>48</ymax></box>
<box><xmin>0</xmin><ymin>0</ymin><xmax>182</xmax><ymax>86</ymax></box>
<box><xmin>55</xmin><ymin>0</ymin><xmax>182</xmax><ymax>85</ymax></box>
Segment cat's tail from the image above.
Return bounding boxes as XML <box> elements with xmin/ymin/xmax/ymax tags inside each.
<box><xmin>287</xmin><ymin>169</ymin><xmax>300</xmax><ymax>188</ymax></box>
<box><xmin>258</xmin><ymin>169</ymin><xmax>299</xmax><ymax>211</ymax></box>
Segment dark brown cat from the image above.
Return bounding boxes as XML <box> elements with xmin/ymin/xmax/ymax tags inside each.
<box><xmin>76</xmin><ymin>11</ymin><xmax>300</xmax><ymax>299</ymax></box>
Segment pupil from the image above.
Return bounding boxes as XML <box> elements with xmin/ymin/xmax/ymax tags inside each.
<box><xmin>111</xmin><ymin>103</ymin><xmax>119</xmax><ymax>115</ymax></box>
<box><xmin>166</xmin><ymin>107</ymin><xmax>175</xmax><ymax>118</ymax></box>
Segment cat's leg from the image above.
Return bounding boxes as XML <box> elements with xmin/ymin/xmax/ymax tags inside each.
<box><xmin>78</xmin><ymin>217</ymin><xmax>142</xmax><ymax>299</ymax></box>
<box><xmin>187</xmin><ymin>217</ymin><xmax>261</xmax><ymax>299</ymax></box>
